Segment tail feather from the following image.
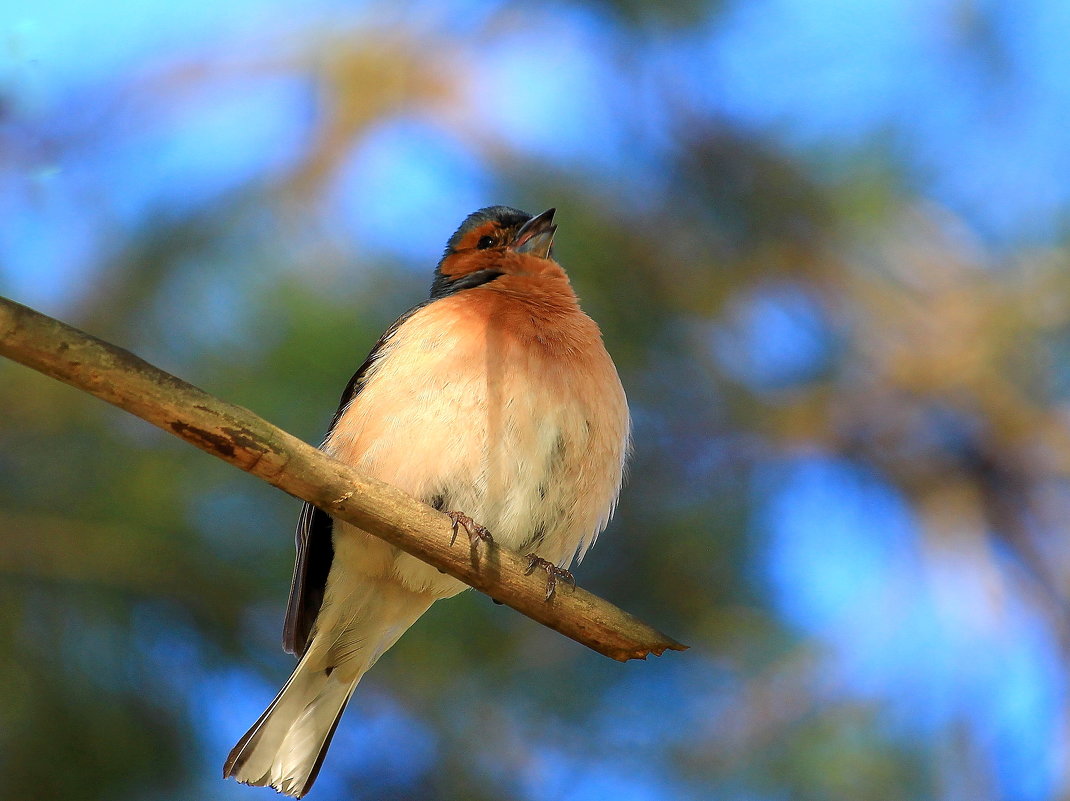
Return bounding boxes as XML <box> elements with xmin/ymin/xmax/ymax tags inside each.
<box><xmin>224</xmin><ymin>582</ymin><xmax>435</xmax><ymax>797</ymax></box>
<box><xmin>224</xmin><ymin>655</ymin><xmax>355</xmax><ymax>797</ymax></box>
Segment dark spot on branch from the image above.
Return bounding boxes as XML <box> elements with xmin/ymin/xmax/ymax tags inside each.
<box><xmin>169</xmin><ymin>421</ymin><xmax>236</xmax><ymax>458</ymax></box>
<box><xmin>220</xmin><ymin>425</ymin><xmax>263</xmax><ymax>453</ymax></box>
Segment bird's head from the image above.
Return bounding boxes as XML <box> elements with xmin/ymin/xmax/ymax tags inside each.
<box><xmin>431</xmin><ymin>206</ymin><xmax>559</xmax><ymax>299</ymax></box>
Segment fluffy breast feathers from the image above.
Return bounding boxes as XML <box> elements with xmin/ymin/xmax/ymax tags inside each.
<box><xmin>323</xmin><ymin>279</ymin><xmax>629</xmax><ymax>591</ymax></box>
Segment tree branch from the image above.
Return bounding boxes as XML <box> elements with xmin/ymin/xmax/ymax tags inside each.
<box><xmin>0</xmin><ymin>295</ymin><xmax>686</xmax><ymax>661</ymax></box>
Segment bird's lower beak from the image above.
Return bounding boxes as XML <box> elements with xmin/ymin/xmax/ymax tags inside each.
<box><xmin>511</xmin><ymin>208</ymin><xmax>557</xmax><ymax>259</ymax></box>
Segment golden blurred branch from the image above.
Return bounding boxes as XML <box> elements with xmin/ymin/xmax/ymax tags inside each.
<box><xmin>0</xmin><ymin>295</ymin><xmax>685</xmax><ymax>662</ymax></box>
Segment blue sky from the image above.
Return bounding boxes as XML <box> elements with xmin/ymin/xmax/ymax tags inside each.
<box><xmin>5</xmin><ymin>0</ymin><xmax>1069</xmax><ymax>307</ymax></box>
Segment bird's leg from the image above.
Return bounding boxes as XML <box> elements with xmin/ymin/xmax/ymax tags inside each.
<box><xmin>447</xmin><ymin>511</ymin><xmax>493</xmax><ymax>547</ymax></box>
<box><xmin>524</xmin><ymin>554</ymin><xmax>576</xmax><ymax>601</ymax></box>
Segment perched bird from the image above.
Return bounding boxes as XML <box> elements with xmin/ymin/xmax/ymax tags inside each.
<box><xmin>223</xmin><ymin>206</ymin><xmax>630</xmax><ymax>796</ymax></box>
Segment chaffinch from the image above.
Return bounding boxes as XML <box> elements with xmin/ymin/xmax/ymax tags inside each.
<box><xmin>224</xmin><ymin>206</ymin><xmax>630</xmax><ymax>796</ymax></box>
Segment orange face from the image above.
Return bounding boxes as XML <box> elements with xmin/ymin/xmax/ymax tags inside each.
<box><xmin>432</xmin><ymin>207</ymin><xmax>558</xmax><ymax>298</ymax></box>
<box><xmin>451</xmin><ymin>218</ymin><xmax>514</xmax><ymax>252</ymax></box>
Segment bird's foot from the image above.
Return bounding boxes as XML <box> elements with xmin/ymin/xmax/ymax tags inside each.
<box><xmin>447</xmin><ymin>511</ymin><xmax>493</xmax><ymax>547</ymax></box>
<box><xmin>524</xmin><ymin>554</ymin><xmax>575</xmax><ymax>601</ymax></box>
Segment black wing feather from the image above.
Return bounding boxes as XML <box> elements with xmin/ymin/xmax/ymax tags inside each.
<box><xmin>282</xmin><ymin>304</ymin><xmax>427</xmax><ymax>656</ymax></box>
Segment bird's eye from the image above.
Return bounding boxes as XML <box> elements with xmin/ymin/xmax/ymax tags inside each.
<box><xmin>476</xmin><ymin>235</ymin><xmax>496</xmax><ymax>250</ymax></box>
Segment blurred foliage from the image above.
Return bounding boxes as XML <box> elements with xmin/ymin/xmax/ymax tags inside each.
<box><xmin>2</xmin><ymin>2</ymin><xmax>1070</xmax><ymax>801</ymax></box>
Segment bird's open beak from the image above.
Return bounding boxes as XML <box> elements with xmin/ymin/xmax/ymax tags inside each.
<box><xmin>511</xmin><ymin>208</ymin><xmax>557</xmax><ymax>259</ymax></box>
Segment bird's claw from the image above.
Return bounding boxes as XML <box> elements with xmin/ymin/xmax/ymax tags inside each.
<box><xmin>447</xmin><ymin>511</ymin><xmax>493</xmax><ymax>548</ymax></box>
<box><xmin>524</xmin><ymin>554</ymin><xmax>575</xmax><ymax>601</ymax></box>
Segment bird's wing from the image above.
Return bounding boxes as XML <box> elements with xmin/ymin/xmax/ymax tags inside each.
<box><xmin>282</xmin><ymin>303</ymin><xmax>427</xmax><ymax>656</ymax></box>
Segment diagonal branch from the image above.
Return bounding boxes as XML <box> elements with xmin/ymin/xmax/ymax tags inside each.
<box><xmin>0</xmin><ymin>295</ymin><xmax>686</xmax><ymax>662</ymax></box>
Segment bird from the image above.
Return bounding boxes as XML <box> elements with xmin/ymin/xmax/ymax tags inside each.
<box><xmin>223</xmin><ymin>206</ymin><xmax>630</xmax><ymax>796</ymax></box>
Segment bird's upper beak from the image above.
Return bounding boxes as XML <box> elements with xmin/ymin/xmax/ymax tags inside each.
<box><xmin>510</xmin><ymin>208</ymin><xmax>557</xmax><ymax>259</ymax></box>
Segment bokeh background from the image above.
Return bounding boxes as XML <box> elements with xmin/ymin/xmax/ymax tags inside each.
<box><xmin>3</xmin><ymin>1</ymin><xmax>1070</xmax><ymax>799</ymax></box>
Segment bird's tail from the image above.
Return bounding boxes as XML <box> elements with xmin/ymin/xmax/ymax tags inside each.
<box><xmin>223</xmin><ymin>652</ymin><xmax>354</xmax><ymax>797</ymax></box>
<box><xmin>224</xmin><ymin>584</ymin><xmax>434</xmax><ymax>797</ymax></box>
